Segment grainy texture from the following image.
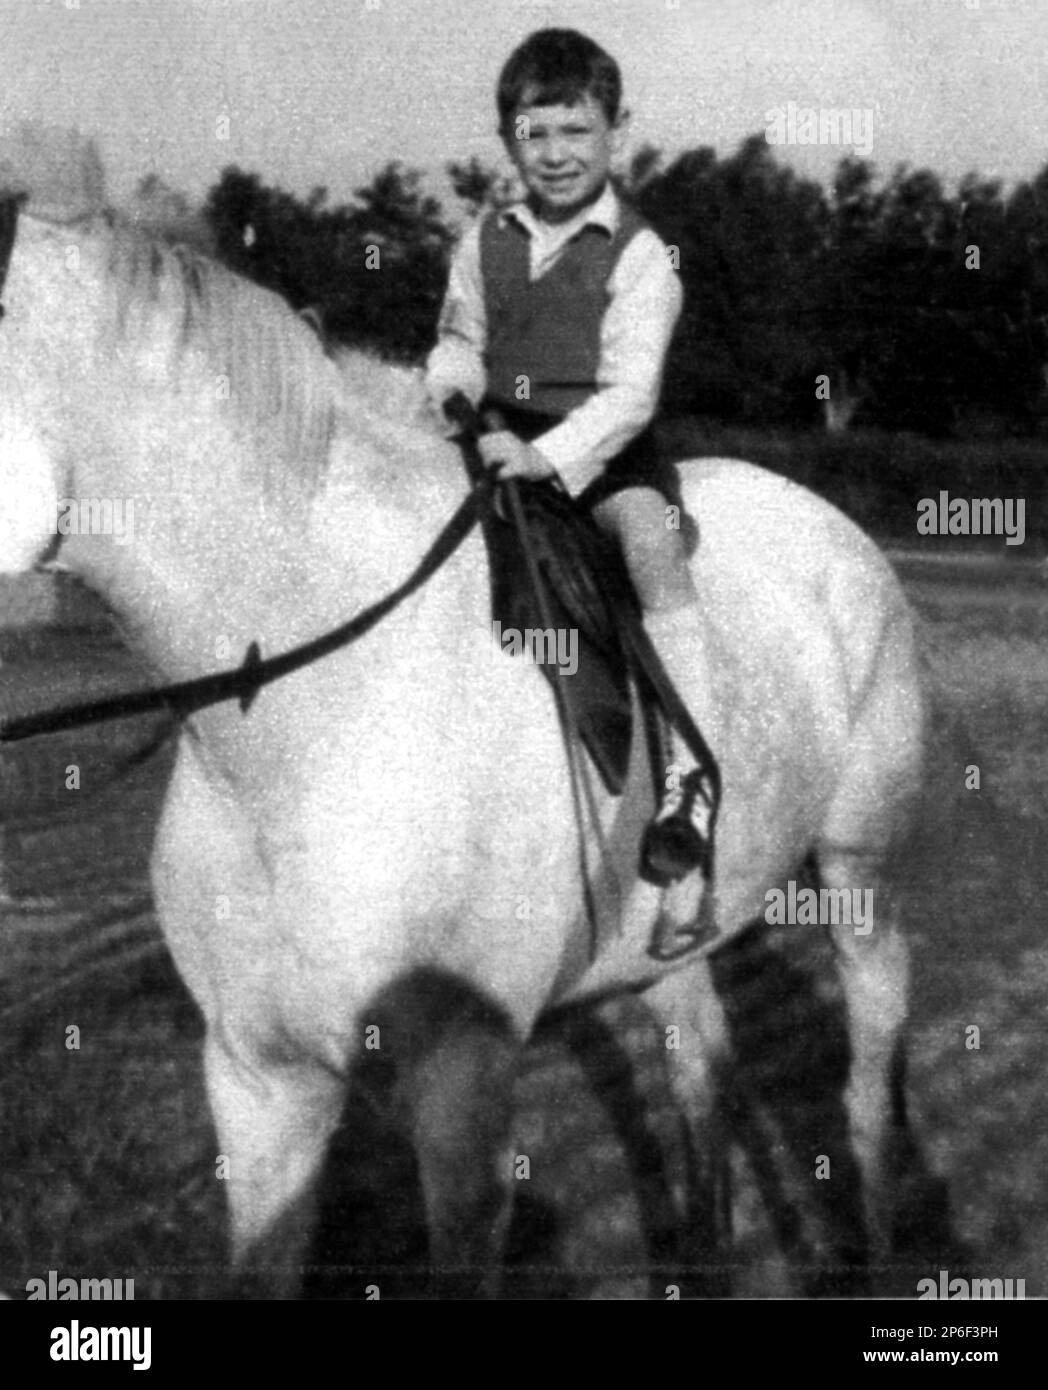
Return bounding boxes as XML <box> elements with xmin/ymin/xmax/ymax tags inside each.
<box><xmin>1</xmin><ymin>563</ymin><xmax>1045</xmax><ymax>1299</ymax></box>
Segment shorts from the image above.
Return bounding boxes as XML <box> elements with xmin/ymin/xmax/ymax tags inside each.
<box><xmin>482</xmin><ymin>401</ymin><xmax>684</xmax><ymax>516</ymax></box>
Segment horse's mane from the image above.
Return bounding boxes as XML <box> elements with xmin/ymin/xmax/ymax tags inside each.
<box><xmin>0</xmin><ymin>123</ymin><xmax>452</xmax><ymax>509</ymax></box>
<box><xmin>0</xmin><ymin>124</ymin><xmax>353</xmax><ymax>499</ymax></box>
<box><xmin>101</xmin><ymin>219</ymin><xmax>342</xmax><ymax>497</ymax></box>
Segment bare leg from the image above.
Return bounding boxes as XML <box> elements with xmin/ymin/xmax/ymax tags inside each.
<box><xmin>593</xmin><ymin>488</ymin><xmax>720</xmax><ymax>938</ymax></box>
<box><xmin>591</xmin><ymin>487</ymin><xmax>697</xmax><ymax>613</ymax></box>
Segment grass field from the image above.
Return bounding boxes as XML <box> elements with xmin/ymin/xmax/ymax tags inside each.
<box><xmin>1</xmin><ymin>551</ymin><xmax>1046</xmax><ymax>1299</ymax></box>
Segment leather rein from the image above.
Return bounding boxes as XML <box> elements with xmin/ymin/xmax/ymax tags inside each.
<box><xmin>1</xmin><ymin>467</ymin><xmax>497</xmax><ymax>743</ymax></box>
<box><xmin>0</xmin><ymin>194</ymin><xmax>719</xmax><ymax>828</ymax></box>
<box><xmin>0</xmin><ymin>185</ymin><xmax>498</xmax><ymax>743</ymax></box>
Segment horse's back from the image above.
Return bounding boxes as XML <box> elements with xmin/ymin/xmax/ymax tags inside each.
<box><xmin>681</xmin><ymin>457</ymin><xmax>919</xmax><ymax>710</ymax></box>
<box><xmin>681</xmin><ymin>457</ymin><xmax>903</xmax><ymax>601</ymax></box>
<box><xmin>671</xmin><ymin>458</ymin><xmax>926</xmax><ymax>896</ymax></box>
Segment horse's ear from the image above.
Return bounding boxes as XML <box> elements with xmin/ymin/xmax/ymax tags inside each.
<box><xmin>0</xmin><ymin>122</ymin><xmax>108</xmax><ymax>222</ymax></box>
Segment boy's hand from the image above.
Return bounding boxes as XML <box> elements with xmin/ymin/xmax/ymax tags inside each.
<box><xmin>478</xmin><ymin>431</ymin><xmax>557</xmax><ymax>482</ymax></box>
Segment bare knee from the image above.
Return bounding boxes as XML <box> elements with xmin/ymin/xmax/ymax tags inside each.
<box><xmin>592</xmin><ymin>488</ymin><xmax>697</xmax><ymax>611</ymax></box>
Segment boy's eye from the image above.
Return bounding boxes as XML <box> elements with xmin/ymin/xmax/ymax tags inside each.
<box><xmin>526</xmin><ymin>121</ymin><xmax>592</xmax><ymax>138</ymax></box>
<box><xmin>530</xmin><ymin>127</ymin><xmax>591</xmax><ymax>144</ymax></box>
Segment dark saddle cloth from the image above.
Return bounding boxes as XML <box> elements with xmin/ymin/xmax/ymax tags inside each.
<box><xmin>480</xmin><ymin>477</ymin><xmax>656</xmax><ymax>795</ymax></box>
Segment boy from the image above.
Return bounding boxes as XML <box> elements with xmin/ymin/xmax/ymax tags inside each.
<box><xmin>426</xmin><ymin>27</ymin><xmax>718</xmax><ymax>889</ymax></box>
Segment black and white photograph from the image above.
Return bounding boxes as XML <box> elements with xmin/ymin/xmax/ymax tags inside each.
<box><xmin>0</xmin><ymin>0</ymin><xmax>1044</xmax><ymax>1349</ymax></box>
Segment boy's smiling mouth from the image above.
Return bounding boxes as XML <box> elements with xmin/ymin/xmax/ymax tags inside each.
<box><xmin>507</xmin><ymin>91</ymin><xmax>620</xmax><ymax>219</ymax></box>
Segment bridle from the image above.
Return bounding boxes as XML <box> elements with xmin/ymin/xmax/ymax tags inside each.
<box><xmin>0</xmin><ymin>192</ymin><xmax>26</xmax><ymax>319</ymax></box>
<box><xmin>0</xmin><ymin>207</ymin><xmax>494</xmax><ymax>744</ymax></box>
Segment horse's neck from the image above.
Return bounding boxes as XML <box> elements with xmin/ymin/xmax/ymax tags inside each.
<box><xmin>64</xmin><ymin>390</ymin><xmax>478</xmax><ymax>690</ymax></box>
<box><xmin>37</xmin><ymin>220</ymin><xmax>478</xmax><ymax>680</ymax></box>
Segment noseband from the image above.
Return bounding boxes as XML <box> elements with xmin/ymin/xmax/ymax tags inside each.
<box><xmin>0</xmin><ymin>193</ymin><xmax>26</xmax><ymax>319</ymax></box>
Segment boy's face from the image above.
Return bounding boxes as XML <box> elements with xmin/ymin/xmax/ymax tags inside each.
<box><xmin>503</xmin><ymin>88</ymin><xmax>624</xmax><ymax>223</ymax></box>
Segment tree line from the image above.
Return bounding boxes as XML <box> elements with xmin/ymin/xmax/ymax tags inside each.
<box><xmin>173</xmin><ymin>135</ymin><xmax>1048</xmax><ymax>438</ymax></box>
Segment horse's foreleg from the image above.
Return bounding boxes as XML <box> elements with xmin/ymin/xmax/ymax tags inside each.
<box><xmin>204</xmin><ymin>1030</ymin><xmax>344</xmax><ymax>1298</ymax></box>
<box><xmin>153</xmin><ymin>743</ymin><xmax>344</xmax><ymax>1296</ymax></box>
<box><xmin>823</xmin><ymin>856</ymin><xmax>910</xmax><ymax>1268</ymax></box>
<box><xmin>372</xmin><ymin>971</ymin><xmax>521</xmax><ymax>1299</ymax></box>
<box><xmin>643</xmin><ymin>959</ymin><xmax>733</xmax><ymax>1294</ymax></box>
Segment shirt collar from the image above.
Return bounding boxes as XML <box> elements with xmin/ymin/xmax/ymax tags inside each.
<box><xmin>500</xmin><ymin>182</ymin><xmax>620</xmax><ymax>241</ymax></box>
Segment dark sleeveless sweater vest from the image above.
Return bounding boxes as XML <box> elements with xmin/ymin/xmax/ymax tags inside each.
<box><xmin>480</xmin><ymin>199</ymin><xmax>648</xmax><ymax>420</ymax></box>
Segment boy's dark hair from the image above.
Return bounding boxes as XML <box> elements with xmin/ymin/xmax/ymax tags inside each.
<box><xmin>497</xmin><ymin>29</ymin><xmax>622</xmax><ymax>130</ymax></box>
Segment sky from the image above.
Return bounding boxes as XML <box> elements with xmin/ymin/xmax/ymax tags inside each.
<box><xmin>1</xmin><ymin>0</ymin><xmax>1046</xmax><ymax>213</ymax></box>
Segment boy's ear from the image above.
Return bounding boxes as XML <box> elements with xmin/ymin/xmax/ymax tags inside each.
<box><xmin>611</xmin><ymin>108</ymin><xmax>632</xmax><ymax>158</ymax></box>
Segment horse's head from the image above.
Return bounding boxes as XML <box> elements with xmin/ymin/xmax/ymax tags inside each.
<box><xmin>0</xmin><ymin>196</ymin><xmax>61</xmax><ymax>576</ymax></box>
<box><xmin>0</xmin><ymin>424</ymin><xmax>60</xmax><ymax>578</ymax></box>
<box><xmin>0</xmin><ymin>126</ymin><xmax>109</xmax><ymax>576</ymax></box>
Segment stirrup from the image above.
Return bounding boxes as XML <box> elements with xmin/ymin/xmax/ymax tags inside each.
<box><xmin>640</xmin><ymin>766</ymin><xmax>717</xmax><ymax>888</ymax></box>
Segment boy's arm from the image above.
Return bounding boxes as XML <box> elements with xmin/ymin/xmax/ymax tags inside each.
<box><xmin>425</xmin><ymin>223</ymin><xmax>488</xmax><ymax>416</ymax></box>
<box><xmin>532</xmin><ymin>231</ymin><xmax>684</xmax><ymax>497</ymax></box>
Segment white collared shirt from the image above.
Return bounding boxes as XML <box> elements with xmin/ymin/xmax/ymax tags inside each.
<box><xmin>425</xmin><ymin>183</ymin><xmax>683</xmax><ymax>497</ymax></box>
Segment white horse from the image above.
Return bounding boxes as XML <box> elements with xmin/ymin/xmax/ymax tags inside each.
<box><xmin>0</xmin><ymin>154</ymin><xmax>926</xmax><ymax>1297</ymax></box>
